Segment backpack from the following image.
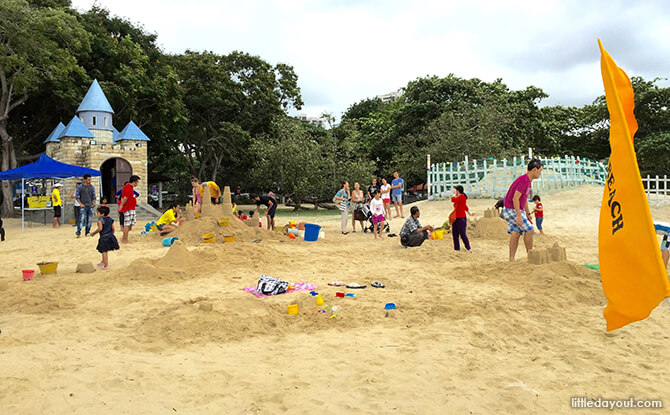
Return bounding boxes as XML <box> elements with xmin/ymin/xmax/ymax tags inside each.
<box><xmin>256</xmin><ymin>274</ymin><xmax>289</xmax><ymax>295</ymax></box>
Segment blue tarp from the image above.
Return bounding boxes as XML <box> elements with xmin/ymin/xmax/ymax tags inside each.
<box><xmin>0</xmin><ymin>153</ymin><xmax>100</xmax><ymax>180</ymax></box>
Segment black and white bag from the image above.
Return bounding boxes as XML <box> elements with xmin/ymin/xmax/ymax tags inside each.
<box><xmin>256</xmin><ymin>274</ymin><xmax>290</xmax><ymax>295</ymax></box>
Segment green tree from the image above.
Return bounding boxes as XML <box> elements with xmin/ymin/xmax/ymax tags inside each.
<box><xmin>0</xmin><ymin>0</ymin><xmax>89</xmax><ymax>214</ymax></box>
<box><xmin>172</xmin><ymin>50</ymin><xmax>303</xmax><ymax>186</ymax></box>
<box><xmin>251</xmin><ymin>118</ymin><xmax>331</xmax><ymax>209</ymax></box>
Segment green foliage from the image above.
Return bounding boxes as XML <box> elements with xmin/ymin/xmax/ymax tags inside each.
<box><xmin>250</xmin><ymin>118</ymin><xmax>332</xmax><ymax>206</ymax></box>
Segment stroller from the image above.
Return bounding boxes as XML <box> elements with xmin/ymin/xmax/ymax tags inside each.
<box><xmin>354</xmin><ymin>204</ymin><xmax>390</xmax><ymax>234</ymax></box>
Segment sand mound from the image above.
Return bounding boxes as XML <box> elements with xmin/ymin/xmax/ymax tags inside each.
<box><xmin>469</xmin><ymin>217</ymin><xmax>508</xmax><ymax>239</ymax></box>
<box><xmin>169</xmin><ymin>214</ymin><xmax>284</xmax><ymax>245</ymax></box>
<box><xmin>114</xmin><ymin>242</ymin><xmax>209</xmax><ymax>281</ymax></box>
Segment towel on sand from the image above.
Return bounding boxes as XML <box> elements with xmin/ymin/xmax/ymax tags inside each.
<box><xmin>243</xmin><ymin>282</ymin><xmax>317</xmax><ymax>298</ymax></box>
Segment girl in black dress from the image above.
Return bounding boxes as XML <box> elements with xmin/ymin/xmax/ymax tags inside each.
<box><xmin>90</xmin><ymin>205</ymin><xmax>120</xmax><ymax>270</ymax></box>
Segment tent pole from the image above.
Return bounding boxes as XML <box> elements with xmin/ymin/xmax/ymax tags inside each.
<box><xmin>21</xmin><ymin>178</ymin><xmax>25</xmax><ymax>232</ymax></box>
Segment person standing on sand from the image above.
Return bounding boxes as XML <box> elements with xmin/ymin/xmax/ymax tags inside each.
<box><xmin>351</xmin><ymin>182</ymin><xmax>366</xmax><ymax>232</ymax></box>
<box><xmin>532</xmin><ymin>195</ymin><xmax>545</xmax><ymax>235</ymax></box>
<box><xmin>0</xmin><ymin>215</ymin><xmax>5</xmax><ymax>242</ymax></box>
<box><xmin>190</xmin><ymin>177</ymin><xmax>203</xmax><ymax>217</ymax></box>
<box><xmin>501</xmin><ymin>159</ymin><xmax>543</xmax><ymax>261</ymax></box>
<box><xmin>367</xmin><ymin>178</ymin><xmax>380</xmax><ymax>202</ymax></box>
<box><xmin>118</xmin><ymin>175</ymin><xmax>140</xmax><ymax>244</ymax></box>
<box><xmin>399</xmin><ymin>206</ymin><xmax>433</xmax><ymax>247</ymax></box>
<box><xmin>75</xmin><ymin>174</ymin><xmax>97</xmax><ymax>238</ymax></box>
<box><xmin>369</xmin><ymin>190</ymin><xmax>386</xmax><ymax>240</ymax></box>
<box><xmin>334</xmin><ymin>181</ymin><xmax>351</xmax><ymax>235</ymax></box>
<box><xmin>380</xmin><ymin>178</ymin><xmax>392</xmax><ymax>221</ymax></box>
<box><xmin>72</xmin><ymin>184</ymin><xmax>81</xmax><ymax>228</ymax></box>
<box><xmin>251</xmin><ymin>193</ymin><xmax>277</xmax><ymax>231</ymax></box>
<box><xmin>391</xmin><ymin>171</ymin><xmax>404</xmax><ymax>218</ymax></box>
<box><xmin>52</xmin><ymin>183</ymin><xmax>63</xmax><ymax>228</ymax></box>
<box><xmin>451</xmin><ymin>185</ymin><xmax>474</xmax><ymax>251</ymax></box>
<box><xmin>659</xmin><ymin>230</ymin><xmax>669</xmax><ymax>269</ymax></box>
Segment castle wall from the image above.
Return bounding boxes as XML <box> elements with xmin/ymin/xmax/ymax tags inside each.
<box><xmin>46</xmin><ymin>136</ymin><xmax>149</xmax><ymax>204</ymax></box>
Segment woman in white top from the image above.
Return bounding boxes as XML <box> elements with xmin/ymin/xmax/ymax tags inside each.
<box><xmin>351</xmin><ymin>182</ymin><xmax>366</xmax><ymax>232</ymax></box>
<box><xmin>380</xmin><ymin>178</ymin><xmax>393</xmax><ymax>221</ymax></box>
<box><xmin>369</xmin><ymin>190</ymin><xmax>386</xmax><ymax>239</ymax></box>
<box><xmin>334</xmin><ymin>181</ymin><xmax>351</xmax><ymax>235</ymax></box>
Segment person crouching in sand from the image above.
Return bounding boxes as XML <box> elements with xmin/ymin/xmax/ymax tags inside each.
<box><xmin>90</xmin><ymin>205</ymin><xmax>120</xmax><ymax>270</ymax></box>
<box><xmin>399</xmin><ymin>206</ymin><xmax>433</xmax><ymax>247</ymax></box>
<box><xmin>157</xmin><ymin>203</ymin><xmax>182</xmax><ymax>235</ymax></box>
<box><xmin>501</xmin><ymin>159</ymin><xmax>543</xmax><ymax>261</ymax></box>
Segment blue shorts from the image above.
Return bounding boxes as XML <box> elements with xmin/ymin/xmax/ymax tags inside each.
<box><xmin>501</xmin><ymin>208</ymin><xmax>534</xmax><ymax>234</ymax></box>
<box><xmin>156</xmin><ymin>224</ymin><xmax>164</xmax><ymax>231</ymax></box>
<box><xmin>391</xmin><ymin>193</ymin><xmax>402</xmax><ymax>203</ymax></box>
<box><xmin>661</xmin><ymin>233</ymin><xmax>670</xmax><ymax>251</ymax></box>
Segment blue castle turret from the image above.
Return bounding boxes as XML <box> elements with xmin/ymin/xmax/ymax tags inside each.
<box><xmin>76</xmin><ymin>79</ymin><xmax>114</xmax><ymax>131</ymax></box>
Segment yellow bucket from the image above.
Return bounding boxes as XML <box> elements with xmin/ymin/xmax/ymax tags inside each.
<box><xmin>37</xmin><ymin>261</ymin><xmax>58</xmax><ymax>275</ymax></box>
<box><xmin>434</xmin><ymin>229</ymin><xmax>445</xmax><ymax>240</ymax></box>
<box><xmin>316</xmin><ymin>294</ymin><xmax>324</xmax><ymax>306</ymax></box>
<box><xmin>68</xmin><ymin>219</ymin><xmax>75</xmax><ymax>225</ymax></box>
<box><xmin>223</xmin><ymin>235</ymin><xmax>236</xmax><ymax>243</ymax></box>
<box><xmin>203</xmin><ymin>232</ymin><xmax>216</xmax><ymax>243</ymax></box>
<box><xmin>150</xmin><ymin>224</ymin><xmax>158</xmax><ymax>232</ymax></box>
<box><xmin>218</xmin><ymin>218</ymin><xmax>230</xmax><ymax>227</ymax></box>
<box><xmin>287</xmin><ymin>304</ymin><xmax>299</xmax><ymax>315</ymax></box>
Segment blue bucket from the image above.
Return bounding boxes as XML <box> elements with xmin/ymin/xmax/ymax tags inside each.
<box><xmin>162</xmin><ymin>237</ymin><xmax>179</xmax><ymax>247</ymax></box>
<box><xmin>303</xmin><ymin>223</ymin><xmax>321</xmax><ymax>242</ymax></box>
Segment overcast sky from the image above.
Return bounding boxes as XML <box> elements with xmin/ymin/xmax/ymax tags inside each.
<box><xmin>71</xmin><ymin>0</ymin><xmax>670</xmax><ymax>119</ymax></box>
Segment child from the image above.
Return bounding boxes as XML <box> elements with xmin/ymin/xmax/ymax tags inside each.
<box><xmin>369</xmin><ymin>190</ymin><xmax>385</xmax><ymax>240</ymax></box>
<box><xmin>451</xmin><ymin>185</ymin><xmax>473</xmax><ymax>251</ymax></box>
<box><xmin>100</xmin><ymin>197</ymin><xmax>108</xmax><ymax>208</ymax></box>
<box><xmin>532</xmin><ymin>195</ymin><xmax>544</xmax><ymax>235</ymax></box>
<box><xmin>190</xmin><ymin>177</ymin><xmax>203</xmax><ymax>217</ymax></box>
<box><xmin>157</xmin><ymin>203</ymin><xmax>182</xmax><ymax>235</ymax></box>
<box><xmin>0</xmin><ymin>214</ymin><xmax>5</xmax><ymax>242</ymax></box>
<box><xmin>89</xmin><ymin>205</ymin><xmax>119</xmax><ymax>270</ymax></box>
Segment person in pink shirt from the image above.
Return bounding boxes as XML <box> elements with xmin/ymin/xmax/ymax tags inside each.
<box><xmin>501</xmin><ymin>159</ymin><xmax>543</xmax><ymax>261</ymax></box>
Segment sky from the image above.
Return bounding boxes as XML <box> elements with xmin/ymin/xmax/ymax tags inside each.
<box><xmin>71</xmin><ymin>0</ymin><xmax>670</xmax><ymax>120</ymax></box>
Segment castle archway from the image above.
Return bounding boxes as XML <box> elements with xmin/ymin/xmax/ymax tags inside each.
<box><xmin>100</xmin><ymin>157</ymin><xmax>132</xmax><ymax>203</ymax></box>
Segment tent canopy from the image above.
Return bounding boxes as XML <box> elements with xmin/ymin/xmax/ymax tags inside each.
<box><xmin>0</xmin><ymin>154</ymin><xmax>100</xmax><ymax>181</ymax></box>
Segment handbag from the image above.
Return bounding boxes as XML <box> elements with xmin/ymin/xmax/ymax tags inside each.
<box><xmin>448</xmin><ymin>210</ymin><xmax>457</xmax><ymax>224</ymax></box>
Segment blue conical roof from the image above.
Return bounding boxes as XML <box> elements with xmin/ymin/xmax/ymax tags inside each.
<box><xmin>117</xmin><ymin>120</ymin><xmax>150</xmax><ymax>141</ymax></box>
<box><xmin>112</xmin><ymin>126</ymin><xmax>121</xmax><ymax>143</ymax></box>
<box><xmin>76</xmin><ymin>79</ymin><xmax>114</xmax><ymax>114</ymax></box>
<box><xmin>43</xmin><ymin>122</ymin><xmax>66</xmax><ymax>144</ymax></box>
<box><xmin>58</xmin><ymin>116</ymin><xmax>95</xmax><ymax>139</ymax></box>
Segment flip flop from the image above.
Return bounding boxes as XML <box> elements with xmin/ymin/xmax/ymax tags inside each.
<box><xmin>371</xmin><ymin>281</ymin><xmax>385</xmax><ymax>288</ymax></box>
<box><xmin>346</xmin><ymin>283</ymin><xmax>367</xmax><ymax>289</ymax></box>
<box><xmin>328</xmin><ymin>281</ymin><xmax>345</xmax><ymax>287</ymax></box>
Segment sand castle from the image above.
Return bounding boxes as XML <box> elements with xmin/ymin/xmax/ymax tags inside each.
<box><xmin>172</xmin><ymin>184</ymin><xmax>283</xmax><ymax>244</ymax></box>
<box><xmin>528</xmin><ymin>243</ymin><xmax>568</xmax><ymax>264</ymax></box>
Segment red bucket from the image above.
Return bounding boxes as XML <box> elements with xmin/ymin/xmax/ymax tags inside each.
<box><xmin>22</xmin><ymin>269</ymin><xmax>34</xmax><ymax>281</ymax></box>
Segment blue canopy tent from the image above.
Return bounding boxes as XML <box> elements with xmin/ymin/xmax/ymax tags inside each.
<box><xmin>0</xmin><ymin>154</ymin><xmax>100</xmax><ymax>231</ymax></box>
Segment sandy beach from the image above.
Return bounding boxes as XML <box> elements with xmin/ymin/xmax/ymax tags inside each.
<box><xmin>0</xmin><ymin>185</ymin><xmax>668</xmax><ymax>414</ymax></box>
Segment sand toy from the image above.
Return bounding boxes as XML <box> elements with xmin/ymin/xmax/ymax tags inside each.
<box><xmin>37</xmin><ymin>261</ymin><xmax>58</xmax><ymax>275</ymax></box>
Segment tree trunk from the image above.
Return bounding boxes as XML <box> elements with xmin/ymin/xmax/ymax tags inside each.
<box><xmin>0</xmin><ymin>123</ymin><xmax>14</xmax><ymax>215</ymax></box>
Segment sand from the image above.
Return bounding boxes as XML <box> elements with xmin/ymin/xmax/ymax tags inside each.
<box><xmin>0</xmin><ymin>185</ymin><xmax>669</xmax><ymax>414</ymax></box>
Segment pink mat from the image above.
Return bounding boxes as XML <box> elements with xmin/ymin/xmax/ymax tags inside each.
<box><xmin>243</xmin><ymin>282</ymin><xmax>317</xmax><ymax>298</ymax></box>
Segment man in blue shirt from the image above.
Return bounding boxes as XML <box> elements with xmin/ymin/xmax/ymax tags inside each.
<box><xmin>391</xmin><ymin>171</ymin><xmax>404</xmax><ymax>218</ymax></box>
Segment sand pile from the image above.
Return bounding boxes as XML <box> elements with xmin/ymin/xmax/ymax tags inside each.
<box><xmin>469</xmin><ymin>216</ymin><xmax>508</xmax><ymax>239</ymax></box>
<box><xmin>114</xmin><ymin>242</ymin><xmax>209</xmax><ymax>281</ymax></box>
<box><xmin>169</xmin><ymin>215</ymin><xmax>284</xmax><ymax>244</ymax></box>
<box><xmin>172</xmin><ymin>184</ymin><xmax>285</xmax><ymax>244</ymax></box>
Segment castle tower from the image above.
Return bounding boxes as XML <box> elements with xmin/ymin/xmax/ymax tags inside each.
<box><xmin>76</xmin><ymin>79</ymin><xmax>114</xmax><ymax>145</ymax></box>
<box><xmin>44</xmin><ymin>79</ymin><xmax>151</xmax><ymax>205</ymax></box>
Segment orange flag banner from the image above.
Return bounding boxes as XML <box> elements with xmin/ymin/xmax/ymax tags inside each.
<box><xmin>598</xmin><ymin>39</ymin><xmax>670</xmax><ymax>331</ymax></box>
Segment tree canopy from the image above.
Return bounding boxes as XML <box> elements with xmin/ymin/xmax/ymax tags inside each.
<box><xmin>1</xmin><ymin>1</ymin><xmax>669</xmax><ymax>214</ymax></box>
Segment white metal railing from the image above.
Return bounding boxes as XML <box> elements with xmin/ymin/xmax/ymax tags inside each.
<box><xmin>427</xmin><ymin>150</ymin><xmax>608</xmax><ymax>199</ymax></box>
<box><xmin>642</xmin><ymin>175</ymin><xmax>670</xmax><ymax>208</ymax></box>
